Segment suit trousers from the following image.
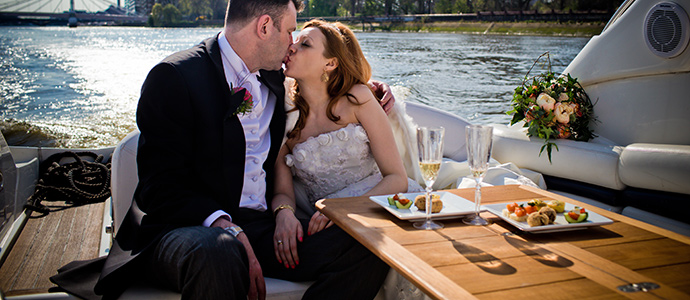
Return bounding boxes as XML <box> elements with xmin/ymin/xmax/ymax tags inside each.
<box><xmin>145</xmin><ymin>208</ymin><xmax>389</xmax><ymax>300</ymax></box>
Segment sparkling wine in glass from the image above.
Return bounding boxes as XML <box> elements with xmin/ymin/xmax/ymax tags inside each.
<box><xmin>463</xmin><ymin>125</ymin><xmax>493</xmax><ymax>226</ymax></box>
<box><xmin>414</xmin><ymin>126</ymin><xmax>445</xmax><ymax>230</ymax></box>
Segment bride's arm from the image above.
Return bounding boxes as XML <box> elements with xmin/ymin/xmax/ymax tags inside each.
<box><xmin>352</xmin><ymin>84</ymin><xmax>408</xmax><ymax>196</ymax></box>
<box><xmin>272</xmin><ymin>144</ymin><xmax>303</xmax><ymax>269</ymax></box>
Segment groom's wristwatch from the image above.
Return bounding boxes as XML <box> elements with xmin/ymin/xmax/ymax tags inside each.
<box><xmin>223</xmin><ymin>225</ymin><xmax>244</xmax><ymax>237</ymax></box>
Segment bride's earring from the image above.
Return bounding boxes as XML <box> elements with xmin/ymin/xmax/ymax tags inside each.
<box><xmin>321</xmin><ymin>69</ymin><xmax>329</xmax><ymax>83</ymax></box>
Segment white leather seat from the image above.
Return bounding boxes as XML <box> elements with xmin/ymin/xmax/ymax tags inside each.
<box><xmin>618</xmin><ymin>143</ymin><xmax>690</xmax><ymax>195</ymax></box>
<box><xmin>406</xmin><ymin>102</ymin><xmax>471</xmax><ymax>162</ymax></box>
<box><xmin>111</xmin><ymin>129</ymin><xmax>311</xmax><ymax>299</ymax></box>
<box><xmin>491</xmin><ymin>123</ymin><xmax>626</xmax><ymax>191</ymax></box>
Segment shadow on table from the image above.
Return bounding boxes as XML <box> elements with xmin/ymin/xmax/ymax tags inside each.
<box><xmin>503</xmin><ymin>234</ymin><xmax>574</xmax><ymax>268</ymax></box>
<box><xmin>451</xmin><ymin>240</ymin><xmax>518</xmax><ymax>275</ymax></box>
<box><xmin>438</xmin><ymin>232</ymin><xmax>517</xmax><ymax>275</ymax></box>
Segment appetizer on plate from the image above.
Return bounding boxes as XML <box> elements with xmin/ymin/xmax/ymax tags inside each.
<box><xmin>564</xmin><ymin>206</ymin><xmax>589</xmax><ymax>223</ymax></box>
<box><xmin>503</xmin><ymin>202</ymin><xmax>558</xmax><ymax>227</ymax></box>
<box><xmin>527</xmin><ymin>207</ymin><xmax>557</xmax><ymax>227</ymax></box>
<box><xmin>415</xmin><ymin>194</ymin><xmax>443</xmax><ymax>213</ymax></box>
<box><xmin>502</xmin><ymin>202</ymin><xmax>527</xmax><ymax>222</ymax></box>
<box><xmin>547</xmin><ymin>199</ymin><xmax>566</xmax><ymax>213</ymax></box>
<box><xmin>387</xmin><ymin>193</ymin><xmax>413</xmax><ymax>209</ymax></box>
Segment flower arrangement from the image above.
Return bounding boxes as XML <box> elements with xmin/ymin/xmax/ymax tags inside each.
<box><xmin>508</xmin><ymin>52</ymin><xmax>596</xmax><ymax>162</ymax></box>
<box><xmin>231</xmin><ymin>84</ymin><xmax>254</xmax><ymax>116</ymax></box>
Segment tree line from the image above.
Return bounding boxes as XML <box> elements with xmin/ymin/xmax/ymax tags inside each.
<box><xmin>149</xmin><ymin>0</ymin><xmax>623</xmax><ymax>26</ymax></box>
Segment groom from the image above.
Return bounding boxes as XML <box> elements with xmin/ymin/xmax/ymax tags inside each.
<box><xmin>51</xmin><ymin>0</ymin><xmax>392</xmax><ymax>299</ymax></box>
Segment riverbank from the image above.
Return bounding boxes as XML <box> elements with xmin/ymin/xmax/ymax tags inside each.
<box><xmin>351</xmin><ymin>21</ymin><xmax>605</xmax><ymax>37</ymax></box>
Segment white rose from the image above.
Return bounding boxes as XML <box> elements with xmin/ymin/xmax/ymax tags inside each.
<box><xmin>536</xmin><ymin>93</ymin><xmax>556</xmax><ymax>112</ymax></box>
<box><xmin>558</xmin><ymin>93</ymin><xmax>569</xmax><ymax>101</ymax></box>
<box><xmin>294</xmin><ymin>149</ymin><xmax>307</xmax><ymax>162</ymax></box>
<box><xmin>317</xmin><ymin>134</ymin><xmax>331</xmax><ymax>146</ymax></box>
<box><xmin>554</xmin><ymin>102</ymin><xmax>575</xmax><ymax>124</ymax></box>
<box><xmin>336</xmin><ymin>129</ymin><xmax>349</xmax><ymax>141</ymax></box>
<box><xmin>354</xmin><ymin>126</ymin><xmax>368</xmax><ymax>141</ymax></box>
<box><xmin>285</xmin><ymin>154</ymin><xmax>294</xmax><ymax>167</ymax></box>
<box><xmin>346</xmin><ymin>142</ymin><xmax>360</xmax><ymax>157</ymax></box>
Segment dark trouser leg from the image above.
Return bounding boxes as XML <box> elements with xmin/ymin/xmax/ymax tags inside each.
<box><xmin>146</xmin><ymin>226</ymin><xmax>249</xmax><ymax>300</ymax></box>
<box><xmin>297</xmin><ymin>224</ymin><xmax>390</xmax><ymax>300</ymax></box>
<box><xmin>240</xmin><ymin>211</ymin><xmax>390</xmax><ymax>300</ymax></box>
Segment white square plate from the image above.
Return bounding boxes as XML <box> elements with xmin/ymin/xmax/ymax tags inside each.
<box><xmin>369</xmin><ymin>192</ymin><xmax>482</xmax><ymax>221</ymax></box>
<box><xmin>483</xmin><ymin>202</ymin><xmax>614</xmax><ymax>233</ymax></box>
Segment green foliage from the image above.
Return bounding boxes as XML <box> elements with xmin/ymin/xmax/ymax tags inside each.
<box><xmin>362</xmin><ymin>0</ymin><xmax>385</xmax><ymax>16</ymax></box>
<box><xmin>150</xmin><ymin>3</ymin><xmax>182</xmax><ymax>26</ymax></box>
<box><xmin>209</xmin><ymin>0</ymin><xmax>228</xmax><ymax>20</ymax></box>
<box><xmin>453</xmin><ymin>0</ymin><xmax>470</xmax><ymax>13</ymax></box>
<box><xmin>146</xmin><ymin>0</ymin><xmax>623</xmax><ymax>21</ymax></box>
<box><xmin>434</xmin><ymin>0</ymin><xmax>454</xmax><ymax>13</ymax></box>
<box><xmin>507</xmin><ymin>52</ymin><xmax>596</xmax><ymax>163</ymax></box>
<box><xmin>309</xmin><ymin>0</ymin><xmax>338</xmax><ymax>17</ymax></box>
<box><xmin>179</xmin><ymin>0</ymin><xmax>212</xmax><ymax>19</ymax></box>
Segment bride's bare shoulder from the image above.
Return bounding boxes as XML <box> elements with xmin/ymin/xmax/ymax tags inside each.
<box><xmin>346</xmin><ymin>83</ymin><xmax>376</xmax><ymax>105</ymax></box>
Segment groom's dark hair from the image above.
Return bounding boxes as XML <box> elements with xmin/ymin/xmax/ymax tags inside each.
<box><xmin>225</xmin><ymin>0</ymin><xmax>304</xmax><ymax>30</ymax></box>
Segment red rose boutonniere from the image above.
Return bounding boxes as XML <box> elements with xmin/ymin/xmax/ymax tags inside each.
<box><xmin>231</xmin><ymin>84</ymin><xmax>254</xmax><ymax>116</ymax></box>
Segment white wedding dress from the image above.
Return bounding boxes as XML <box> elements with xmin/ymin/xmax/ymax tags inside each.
<box><xmin>285</xmin><ymin>123</ymin><xmax>422</xmax><ymax>209</ymax></box>
<box><xmin>284</xmin><ymin>122</ymin><xmax>430</xmax><ymax>300</ymax></box>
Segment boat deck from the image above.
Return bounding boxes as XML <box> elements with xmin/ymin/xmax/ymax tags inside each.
<box><xmin>0</xmin><ymin>201</ymin><xmax>105</xmax><ymax>296</ymax></box>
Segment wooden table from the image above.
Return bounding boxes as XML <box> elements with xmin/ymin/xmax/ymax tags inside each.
<box><xmin>316</xmin><ymin>185</ymin><xmax>690</xmax><ymax>299</ymax></box>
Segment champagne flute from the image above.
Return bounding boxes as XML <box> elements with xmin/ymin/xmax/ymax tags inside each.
<box><xmin>463</xmin><ymin>125</ymin><xmax>493</xmax><ymax>226</ymax></box>
<box><xmin>414</xmin><ymin>126</ymin><xmax>445</xmax><ymax>230</ymax></box>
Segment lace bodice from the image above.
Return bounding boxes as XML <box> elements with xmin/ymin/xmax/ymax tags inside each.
<box><xmin>286</xmin><ymin>123</ymin><xmax>383</xmax><ymax>205</ymax></box>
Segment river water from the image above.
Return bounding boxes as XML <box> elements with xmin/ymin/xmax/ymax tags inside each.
<box><xmin>0</xmin><ymin>26</ymin><xmax>589</xmax><ymax>147</ymax></box>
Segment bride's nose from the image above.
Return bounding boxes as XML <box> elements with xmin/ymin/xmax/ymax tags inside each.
<box><xmin>288</xmin><ymin>43</ymin><xmax>297</xmax><ymax>55</ymax></box>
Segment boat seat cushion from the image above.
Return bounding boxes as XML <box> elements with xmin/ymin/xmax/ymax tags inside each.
<box><xmin>622</xmin><ymin>206</ymin><xmax>690</xmax><ymax>237</ymax></box>
<box><xmin>118</xmin><ymin>277</ymin><xmax>312</xmax><ymax>300</ymax></box>
<box><xmin>618</xmin><ymin>143</ymin><xmax>690</xmax><ymax>195</ymax></box>
<box><xmin>491</xmin><ymin>124</ymin><xmax>626</xmax><ymax>190</ymax></box>
<box><xmin>405</xmin><ymin>102</ymin><xmax>471</xmax><ymax>162</ymax></box>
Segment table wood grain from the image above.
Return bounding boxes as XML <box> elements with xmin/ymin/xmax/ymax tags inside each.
<box><xmin>316</xmin><ymin>185</ymin><xmax>690</xmax><ymax>300</ymax></box>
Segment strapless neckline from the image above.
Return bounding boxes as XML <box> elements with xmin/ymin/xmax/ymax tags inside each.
<box><xmin>292</xmin><ymin>123</ymin><xmax>363</xmax><ymax>152</ymax></box>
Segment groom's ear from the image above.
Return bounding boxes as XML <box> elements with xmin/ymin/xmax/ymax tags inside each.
<box><xmin>325</xmin><ymin>58</ymin><xmax>338</xmax><ymax>71</ymax></box>
<box><xmin>256</xmin><ymin>14</ymin><xmax>272</xmax><ymax>39</ymax></box>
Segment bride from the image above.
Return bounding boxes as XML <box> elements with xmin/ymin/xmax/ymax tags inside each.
<box><xmin>271</xmin><ymin>20</ymin><xmax>427</xmax><ymax>299</ymax></box>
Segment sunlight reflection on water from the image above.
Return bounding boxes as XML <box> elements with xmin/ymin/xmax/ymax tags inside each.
<box><xmin>0</xmin><ymin>27</ymin><xmax>588</xmax><ymax>147</ymax></box>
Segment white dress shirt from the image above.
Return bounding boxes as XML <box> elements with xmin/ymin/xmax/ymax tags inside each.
<box><xmin>203</xmin><ymin>31</ymin><xmax>277</xmax><ymax>226</ymax></box>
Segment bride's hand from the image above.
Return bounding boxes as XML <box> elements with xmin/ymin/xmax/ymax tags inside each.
<box><xmin>273</xmin><ymin>210</ymin><xmax>303</xmax><ymax>269</ymax></box>
<box><xmin>308</xmin><ymin>211</ymin><xmax>334</xmax><ymax>236</ymax></box>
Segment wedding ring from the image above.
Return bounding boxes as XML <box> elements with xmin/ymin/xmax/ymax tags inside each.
<box><xmin>277</xmin><ymin>240</ymin><xmax>283</xmax><ymax>245</ymax></box>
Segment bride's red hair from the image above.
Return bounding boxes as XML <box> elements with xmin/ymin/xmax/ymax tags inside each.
<box><xmin>288</xmin><ymin>20</ymin><xmax>374</xmax><ymax>140</ymax></box>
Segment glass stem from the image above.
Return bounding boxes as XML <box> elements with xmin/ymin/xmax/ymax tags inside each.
<box><xmin>425</xmin><ymin>184</ymin><xmax>432</xmax><ymax>224</ymax></box>
<box><xmin>474</xmin><ymin>177</ymin><xmax>482</xmax><ymax>217</ymax></box>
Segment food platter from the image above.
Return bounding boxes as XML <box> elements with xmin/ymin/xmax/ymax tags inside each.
<box><xmin>369</xmin><ymin>192</ymin><xmax>481</xmax><ymax>221</ymax></box>
<box><xmin>483</xmin><ymin>202</ymin><xmax>613</xmax><ymax>233</ymax></box>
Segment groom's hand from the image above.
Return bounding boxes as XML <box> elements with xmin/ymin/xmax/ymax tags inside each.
<box><xmin>369</xmin><ymin>80</ymin><xmax>396</xmax><ymax>114</ymax></box>
<box><xmin>212</xmin><ymin>218</ymin><xmax>266</xmax><ymax>300</ymax></box>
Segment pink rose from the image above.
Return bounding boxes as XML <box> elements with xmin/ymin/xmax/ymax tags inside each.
<box><xmin>558</xmin><ymin>93</ymin><xmax>569</xmax><ymax>101</ymax></box>
<box><xmin>536</xmin><ymin>93</ymin><xmax>556</xmax><ymax>112</ymax></box>
<box><xmin>556</xmin><ymin>123</ymin><xmax>572</xmax><ymax>139</ymax></box>
<box><xmin>524</xmin><ymin>104</ymin><xmax>539</xmax><ymax>122</ymax></box>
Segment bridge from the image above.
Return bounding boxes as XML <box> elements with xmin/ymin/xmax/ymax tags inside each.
<box><xmin>0</xmin><ymin>0</ymin><xmax>146</xmax><ymax>26</ymax></box>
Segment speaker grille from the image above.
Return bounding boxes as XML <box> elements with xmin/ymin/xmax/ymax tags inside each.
<box><xmin>645</xmin><ymin>2</ymin><xmax>690</xmax><ymax>58</ymax></box>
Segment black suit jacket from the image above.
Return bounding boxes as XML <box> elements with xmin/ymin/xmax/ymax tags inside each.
<box><xmin>51</xmin><ymin>35</ymin><xmax>286</xmax><ymax>299</ymax></box>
